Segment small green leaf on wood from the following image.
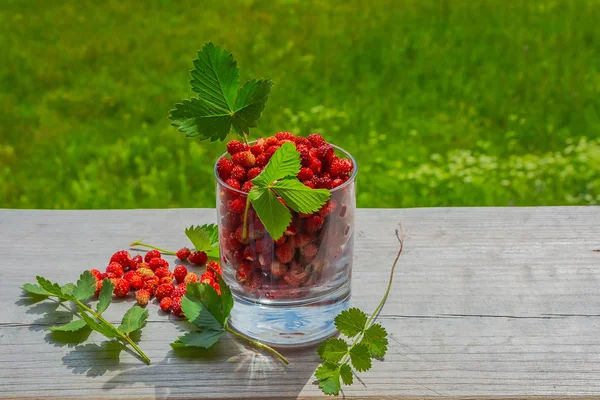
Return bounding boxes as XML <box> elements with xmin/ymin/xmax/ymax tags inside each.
<box><xmin>315</xmin><ymin>361</ymin><xmax>342</xmax><ymax>395</ymax></box>
<box><xmin>334</xmin><ymin>307</ymin><xmax>368</xmax><ymax>338</ymax></box>
<box><xmin>118</xmin><ymin>306</ymin><xmax>149</xmax><ymax>335</ymax></box>
<box><xmin>349</xmin><ymin>343</ymin><xmax>372</xmax><ymax>372</ymax></box>
<box><xmin>36</xmin><ymin>276</ymin><xmax>68</xmax><ymax>299</ymax></box>
<box><xmin>77</xmin><ymin>306</ymin><xmax>119</xmax><ymax>338</ymax></box>
<box><xmin>73</xmin><ymin>270</ymin><xmax>96</xmax><ymax>301</ymax></box>
<box><xmin>96</xmin><ymin>278</ymin><xmax>114</xmax><ymax>315</ymax></box>
<box><xmin>181</xmin><ymin>282</ymin><xmax>225</xmax><ymax>330</ymax></box>
<box><xmin>171</xmin><ymin>329</ymin><xmax>226</xmax><ymax>349</ymax></box>
<box><xmin>22</xmin><ymin>283</ymin><xmax>51</xmax><ymax>297</ymax></box>
<box><xmin>49</xmin><ymin>319</ymin><xmax>88</xmax><ymax>332</ymax></box>
<box><xmin>317</xmin><ymin>337</ymin><xmax>349</xmax><ymax>363</ymax></box>
<box><xmin>339</xmin><ymin>363</ymin><xmax>354</xmax><ymax>386</ymax></box>
<box><xmin>360</xmin><ymin>323</ymin><xmax>388</xmax><ymax>358</ymax></box>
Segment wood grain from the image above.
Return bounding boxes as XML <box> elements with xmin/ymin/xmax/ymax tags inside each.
<box><xmin>1</xmin><ymin>207</ymin><xmax>599</xmax><ymax>399</ymax></box>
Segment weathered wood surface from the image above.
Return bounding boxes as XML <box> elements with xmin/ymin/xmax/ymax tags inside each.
<box><xmin>1</xmin><ymin>207</ymin><xmax>599</xmax><ymax>399</ymax></box>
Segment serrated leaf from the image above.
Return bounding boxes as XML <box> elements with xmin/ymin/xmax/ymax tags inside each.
<box><xmin>73</xmin><ymin>270</ymin><xmax>96</xmax><ymax>301</ymax></box>
<box><xmin>248</xmin><ymin>186</ymin><xmax>291</xmax><ymax>240</ymax></box>
<box><xmin>361</xmin><ymin>323</ymin><xmax>389</xmax><ymax>358</ymax></box>
<box><xmin>315</xmin><ymin>362</ymin><xmax>341</xmax><ymax>395</ymax></box>
<box><xmin>317</xmin><ymin>337</ymin><xmax>348</xmax><ymax>363</ymax></box>
<box><xmin>36</xmin><ymin>276</ymin><xmax>68</xmax><ymax>299</ymax></box>
<box><xmin>49</xmin><ymin>319</ymin><xmax>88</xmax><ymax>332</ymax></box>
<box><xmin>349</xmin><ymin>343</ymin><xmax>372</xmax><ymax>372</ymax></box>
<box><xmin>118</xmin><ymin>306</ymin><xmax>148</xmax><ymax>335</ymax></box>
<box><xmin>271</xmin><ymin>178</ymin><xmax>330</xmax><ymax>214</ymax></box>
<box><xmin>169</xmin><ymin>98</ymin><xmax>231</xmax><ymax>140</ymax></box>
<box><xmin>22</xmin><ymin>283</ymin><xmax>51</xmax><ymax>297</ymax></box>
<box><xmin>182</xmin><ymin>283</ymin><xmax>225</xmax><ymax>330</ymax></box>
<box><xmin>77</xmin><ymin>306</ymin><xmax>119</xmax><ymax>338</ymax></box>
<box><xmin>252</xmin><ymin>142</ymin><xmax>301</xmax><ymax>188</ymax></box>
<box><xmin>231</xmin><ymin>79</ymin><xmax>273</xmax><ymax>135</ymax></box>
<box><xmin>185</xmin><ymin>224</ymin><xmax>216</xmax><ymax>253</ymax></box>
<box><xmin>170</xmin><ymin>329</ymin><xmax>225</xmax><ymax>349</ymax></box>
<box><xmin>96</xmin><ymin>278</ymin><xmax>114</xmax><ymax>315</ymax></box>
<box><xmin>61</xmin><ymin>283</ymin><xmax>76</xmax><ymax>297</ymax></box>
<box><xmin>339</xmin><ymin>363</ymin><xmax>353</xmax><ymax>386</ymax></box>
<box><xmin>215</xmin><ymin>273</ymin><xmax>233</xmax><ymax>319</ymax></box>
<box><xmin>335</xmin><ymin>308</ymin><xmax>368</xmax><ymax>338</ymax></box>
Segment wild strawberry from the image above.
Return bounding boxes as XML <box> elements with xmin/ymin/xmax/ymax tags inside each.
<box><xmin>216</xmin><ymin>157</ymin><xmax>234</xmax><ymax>180</ymax></box>
<box><xmin>297</xmin><ymin>167</ymin><xmax>314</xmax><ymax>181</ymax></box>
<box><xmin>136</xmin><ymin>267</ymin><xmax>154</xmax><ymax>278</ymax></box>
<box><xmin>227</xmin><ymin>198</ymin><xmax>246</xmax><ymax>213</ymax></box>
<box><xmin>230</xmin><ymin>165</ymin><xmax>246</xmax><ymax>181</ymax></box>
<box><xmin>159</xmin><ymin>297</ymin><xmax>173</xmax><ymax>313</ymax></box>
<box><xmin>129</xmin><ymin>274</ymin><xmax>144</xmax><ymax>290</ymax></box>
<box><xmin>296</xmin><ymin>145</ymin><xmax>312</xmax><ymax>167</ymax></box>
<box><xmin>241</xmin><ymin>181</ymin><xmax>254</xmax><ymax>192</ymax></box>
<box><xmin>90</xmin><ymin>269</ymin><xmax>104</xmax><ymax>281</ymax></box>
<box><xmin>243</xmin><ymin>246</ymin><xmax>255</xmax><ymax>261</ymax></box>
<box><xmin>247</xmin><ymin>167</ymin><xmax>262</xmax><ymax>180</ymax></box>
<box><xmin>330</xmin><ymin>158</ymin><xmax>353</xmax><ymax>178</ymax></box>
<box><xmin>283</xmin><ymin>264</ymin><xmax>310</xmax><ymax>286</ymax></box>
<box><xmin>110</xmin><ymin>250</ymin><xmax>132</xmax><ymax>270</ymax></box>
<box><xmin>184</xmin><ymin>272</ymin><xmax>199</xmax><ymax>284</ymax></box>
<box><xmin>201</xmin><ymin>270</ymin><xmax>216</xmax><ymax>283</ymax></box>
<box><xmin>275</xmin><ymin>242</ymin><xmax>295</xmax><ymax>263</ymax></box>
<box><xmin>309</xmin><ymin>158</ymin><xmax>322</xmax><ymax>175</ymax></box>
<box><xmin>302</xmin><ymin>179</ymin><xmax>316</xmax><ymax>188</ymax></box>
<box><xmin>227</xmin><ymin>140</ymin><xmax>246</xmax><ymax>155</ymax></box>
<box><xmin>123</xmin><ymin>270</ymin><xmax>136</xmax><ymax>282</ymax></box>
<box><xmin>274</xmin><ymin>131</ymin><xmax>294</xmax><ymax>141</ymax></box>
<box><xmin>143</xmin><ymin>276</ymin><xmax>160</xmax><ymax>295</ymax></box>
<box><xmin>130</xmin><ymin>255</ymin><xmax>143</xmax><ymax>270</ymax></box>
<box><xmin>232</xmin><ymin>151</ymin><xmax>256</xmax><ymax>168</ymax></box>
<box><xmin>144</xmin><ymin>250</ymin><xmax>161</xmax><ymax>263</ymax></box>
<box><xmin>94</xmin><ymin>280</ymin><xmax>103</xmax><ymax>297</ymax></box>
<box><xmin>301</xmin><ymin>242</ymin><xmax>319</xmax><ymax>258</ymax></box>
<box><xmin>236</xmin><ymin>262</ymin><xmax>252</xmax><ymax>283</ymax></box>
<box><xmin>149</xmin><ymin>257</ymin><xmax>169</xmax><ymax>271</ymax></box>
<box><xmin>105</xmin><ymin>272</ymin><xmax>118</xmax><ymax>279</ymax></box>
<box><xmin>188</xmin><ymin>251</ymin><xmax>208</xmax><ymax>265</ymax></box>
<box><xmin>112</xmin><ymin>278</ymin><xmax>130</xmax><ymax>297</ymax></box>
<box><xmin>249</xmin><ymin>143</ymin><xmax>264</xmax><ymax>156</ymax></box>
<box><xmin>305</xmin><ymin>215</ymin><xmax>325</xmax><ymax>232</ymax></box>
<box><xmin>154</xmin><ymin>267</ymin><xmax>172</xmax><ymax>279</ymax></box>
<box><xmin>319</xmin><ymin>200</ymin><xmax>337</xmax><ymax>217</ymax></box>
<box><xmin>270</xmin><ymin>260</ymin><xmax>288</xmax><ymax>278</ymax></box>
<box><xmin>155</xmin><ymin>283</ymin><xmax>175</xmax><ymax>300</ymax></box>
<box><xmin>207</xmin><ymin>260</ymin><xmax>222</xmax><ymax>275</ymax></box>
<box><xmin>172</xmin><ymin>283</ymin><xmax>187</xmax><ymax>298</ymax></box>
<box><xmin>173</xmin><ymin>265</ymin><xmax>187</xmax><ymax>284</ymax></box>
<box><xmin>160</xmin><ymin>276</ymin><xmax>173</xmax><ymax>285</ymax></box>
<box><xmin>315</xmin><ymin>144</ymin><xmax>335</xmax><ymax>163</ymax></box>
<box><xmin>292</xmin><ymin>233</ymin><xmax>313</xmax><ymax>247</ymax></box>
<box><xmin>171</xmin><ymin>296</ymin><xmax>184</xmax><ymax>317</ymax></box>
<box><xmin>234</xmin><ymin>226</ymin><xmax>249</xmax><ymax>244</ymax></box>
<box><xmin>265</xmin><ymin>145</ymin><xmax>280</xmax><ymax>157</ymax></box>
<box><xmin>106</xmin><ymin>262</ymin><xmax>125</xmax><ymax>278</ymax></box>
<box><xmin>225</xmin><ymin>178</ymin><xmax>241</xmax><ymax>191</ymax></box>
<box><xmin>307</xmin><ymin>133</ymin><xmax>325</xmax><ymax>148</ymax></box>
<box><xmin>176</xmin><ymin>247</ymin><xmax>191</xmax><ymax>261</ymax></box>
<box><xmin>135</xmin><ymin>289</ymin><xmax>151</xmax><ymax>307</ymax></box>
<box><xmin>246</xmin><ymin>274</ymin><xmax>262</xmax><ymax>291</ymax></box>
<box><xmin>294</xmin><ymin>136</ymin><xmax>312</xmax><ymax>148</ymax></box>
<box><xmin>314</xmin><ymin>175</ymin><xmax>332</xmax><ymax>189</ymax></box>
<box><xmin>331</xmin><ymin>178</ymin><xmax>344</xmax><ymax>188</ymax></box>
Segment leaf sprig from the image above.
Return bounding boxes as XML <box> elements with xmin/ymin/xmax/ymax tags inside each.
<box><xmin>315</xmin><ymin>226</ymin><xmax>404</xmax><ymax>395</ymax></box>
<box><xmin>22</xmin><ymin>272</ymin><xmax>150</xmax><ymax>364</ymax></box>
<box><xmin>130</xmin><ymin>224</ymin><xmax>219</xmax><ymax>260</ymax></box>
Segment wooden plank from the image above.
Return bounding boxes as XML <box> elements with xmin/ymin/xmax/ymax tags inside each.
<box><xmin>0</xmin><ymin>207</ymin><xmax>599</xmax><ymax>399</ymax></box>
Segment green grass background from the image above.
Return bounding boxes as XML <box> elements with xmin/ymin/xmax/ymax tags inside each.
<box><xmin>1</xmin><ymin>0</ymin><xmax>599</xmax><ymax>209</ymax></box>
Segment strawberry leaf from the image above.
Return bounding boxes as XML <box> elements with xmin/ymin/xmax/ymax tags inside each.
<box><xmin>171</xmin><ymin>329</ymin><xmax>225</xmax><ymax>349</ymax></box>
<box><xmin>315</xmin><ymin>361</ymin><xmax>342</xmax><ymax>395</ymax></box>
<box><xmin>118</xmin><ymin>306</ymin><xmax>148</xmax><ymax>336</ymax></box>
<box><xmin>251</xmin><ymin>142</ymin><xmax>301</xmax><ymax>187</ymax></box>
<box><xmin>339</xmin><ymin>363</ymin><xmax>353</xmax><ymax>386</ymax></box>
<box><xmin>317</xmin><ymin>337</ymin><xmax>348</xmax><ymax>363</ymax></box>
<box><xmin>22</xmin><ymin>283</ymin><xmax>51</xmax><ymax>297</ymax></box>
<box><xmin>349</xmin><ymin>343</ymin><xmax>372</xmax><ymax>372</ymax></box>
<box><xmin>49</xmin><ymin>319</ymin><xmax>88</xmax><ymax>332</ymax></box>
<box><xmin>248</xmin><ymin>186</ymin><xmax>291</xmax><ymax>240</ymax></box>
<box><xmin>334</xmin><ymin>307</ymin><xmax>368</xmax><ymax>338</ymax></box>
<box><xmin>96</xmin><ymin>278</ymin><xmax>114</xmax><ymax>315</ymax></box>
<box><xmin>271</xmin><ymin>178</ymin><xmax>330</xmax><ymax>214</ymax></box>
<box><xmin>185</xmin><ymin>224</ymin><xmax>219</xmax><ymax>255</ymax></box>
<box><xmin>73</xmin><ymin>270</ymin><xmax>96</xmax><ymax>301</ymax></box>
<box><xmin>360</xmin><ymin>323</ymin><xmax>389</xmax><ymax>358</ymax></box>
<box><xmin>181</xmin><ymin>282</ymin><xmax>225</xmax><ymax>330</ymax></box>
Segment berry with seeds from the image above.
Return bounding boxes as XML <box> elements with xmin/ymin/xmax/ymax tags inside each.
<box><xmin>129</xmin><ymin>274</ymin><xmax>144</xmax><ymax>290</ymax></box>
<box><xmin>216</xmin><ymin>157</ymin><xmax>234</xmax><ymax>180</ymax></box>
<box><xmin>207</xmin><ymin>260</ymin><xmax>223</xmax><ymax>275</ymax></box>
<box><xmin>241</xmin><ymin>181</ymin><xmax>254</xmax><ymax>192</ymax></box>
<box><xmin>184</xmin><ymin>272</ymin><xmax>199</xmax><ymax>284</ymax></box>
<box><xmin>149</xmin><ymin>257</ymin><xmax>169</xmax><ymax>271</ymax></box>
<box><xmin>230</xmin><ymin>165</ymin><xmax>246</xmax><ymax>181</ymax></box>
<box><xmin>292</xmin><ymin>233</ymin><xmax>313</xmax><ymax>247</ymax></box>
<box><xmin>173</xmin><ymin>265</ymin><xmax>187</xmax><ymax>284</ymax></box>
<box><xmin>275</xmin><ymin>242</ymin><xmax>295</xmax><ymax>263</ymax></box>
<box><xmin>302</xmin><ymin>179</ymin><xmax>316</xmax><ymax>188</ymax></box>
<box><xmin>188</xmin><ymin>251</ymin><xmax>208</xmax><ymax>265</ymax></box>
<box><xmin>249</xmin><ymin>143</ymin><xmax>264</xmax><ymax>156</ymax></box>
<box><xmin>155</xmin><ymin>283</ymin><xmax>175</xmax><ymax>300</ymax></box>
<box><xmin>255</xmin><ymin>153</ymin><xmax>270</xmax><ymax>167</ymax></box>
<box><xmin>124</xmin><ymin>270</ymin><xmax>136</xmax><ymax>282</ymax></box>
<box><xmin>275</xmin><ymin>131</ymin><xmax>295</xmax><ymax>141</ymax></box>
<box><xmin>247</xmin><ymin>167</ymin><xmax>262</xmax><ymax>180</ymax></box>
<box><xmin>330</xmin><ymin>158</ymin><xmax>353</xmax><ymax>178</ymax></box>
<box><xmin>319</xmin><ymin>200</ymin><xmax>337</xmax><ymax>217</ymax></box>
<box><xmin>136</xmin><ymin>267</ymin><xmax>154</xmax><ymax>278</ymax></box>
<box><xmin>314</xmin><ymin>175</ymin><xmax>332</xmax><ymax>189</ymax></box>
<box><xmin>270</xmin><ymin>260</ymin><xmax>288</xmax><ymax>278</ymax></box>
<box><xmin>159</xmin><ymin>297</ymin><xmax>173</xmax><ymax>313</ymax></box>
<box><xmin>90</xmin><ymin>269</ymin><xmax>104</xmax><ymax>281</ymax></box>
<box><xmin>331</xmin><ymin>178</ymin><xmax>344</xmax><ymax>188</ymax></box>
<box><xmin>172</xmin><ymin>284</ymin><xmax>187</xmax><ymax>298</ymax></box>
<box><xmin>225</xmin><ymin>178</ymin><xmax>241</xmax><ymax>190</ymax></box>
<box><xmin>297</xmin><ymin>167</ymin><xmax>314</xmax><ymax>181</ymax></box>
<box><xmin>112</xmin><ymin>278</ymin><xmax>130</xmax><ymax>297</ymax></box>
<box><xmin>94</xmin><ymin>280</ymin><xmax>103</xmax><ymax>297</ymax></box>
<box><xmin>110</xmin><ymin>250</ymin><xmax>132</xmax><ymax>271</ymax></box>
<box><xmin>106</xmin><ymin>262</ymin><xmax>125</xmax><ymax>278</ymax></box>
<box><xmin>294</xmin><ymin>136</ymin><xmax>312</xmax><ymax>148</ymax></box>
<box><xmin>309</xmin><ymin>158</ymin><xmax>322</xmax><ymax>175</ymax></box>
<box><xmin>154</xmin><ymin>267</ymin><xmax>172</xmax><ymax>279</ymax></box>
<box><xmin>136</xmin><ymin>289</ymin><xmax>151</xmax><ymax>307</ymax></box>
<box><xmin>227</xmin><ymin>198</ymin><xmax>246</xmax><ymax>213</ymax></box>
<box><xmin>236</xmin><ymin>262</ymin><xmax>252</xmax><ymax>283</ymax></box>
<box><xmin>243</xmin><ymin>246</ymin><xmax>255</xmax><ymax>261</ymax></box>
<box><xmin>227</xmin><ymin>140</ymin><xmax>246</xmax><ymax>155</ymax></box>
<box><xmin>171</xmin><ymin>296</ymin><xmax>184</xmax><ymax>317</ymax></box>
<box><xmin>130</xmin><ymin>255</ymin><xmax>143</xmax><ymax>270</ymax></box>
<box><xmin>305</xmin><ymin>215</ymin><xmax>325</xmax><ymax>232</ymax></box>
<box><xmin>301</xmin><ymin>242</ymin><xmax>319</xmax><ymax>258</ymax></box>
<box><xmin>283</xmin><ymin>264</ymin><xmax>310</xmax><ymax>286</ymax></box>
<box><xmin>176</xmin><ymin>247</ymin><xmax>191</xmax><ymax>261</ymax></box>
<box><xmin>143</xmin><ymin>276</ymin><xmax>160</xmax><ymax>295</ymax></box>
<box><xmin>144</xmin><ymin>250</ymin><xmax>161</xmax><ymax>263</ymax></box>
<box><xmin>160</xmin><ymin>276</ymin><xmax>173</xmax><ymax>285</ymax></box>
<box><xmin>232</xmin><ymin>151</ymin><xmax>256</xmax><ymax>168</ymax></box>
<box><xmin>307</xmin><ymin>133</ymin><xmax>325</xmax><ymax>148</ymax></box>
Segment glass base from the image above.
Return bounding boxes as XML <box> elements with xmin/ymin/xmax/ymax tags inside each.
<box><xmin>228</xmin><ymin>285</ymin><xmax>351</xmax><ymax>347</ymax></box>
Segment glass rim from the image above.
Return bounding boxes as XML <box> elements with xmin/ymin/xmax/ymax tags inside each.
<box><xmin>213</xmin><ymin>141</ymin><xmax>358</xmax><ymax>195</ymax></box>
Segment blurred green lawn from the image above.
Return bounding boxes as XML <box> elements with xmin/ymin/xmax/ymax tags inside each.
<box><xmin>1</xmin><ymin>0</ymin><xmax>599</xmax><ymax>209</ymax></box>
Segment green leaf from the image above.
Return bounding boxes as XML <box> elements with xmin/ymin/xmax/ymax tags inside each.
<box><xmin>252</xmin><ymin>142</ymin><xmax>301</xmax><ymax>187</ymax></box>
<box><xmin>185</xmin><ymin>224</ymin><xmax>218</xmax><ymax>253</ymax></box>
<box><xmin>170</xmin><ymin>43</ymin><xmax>273</xmax><ymax>140</ymax></box>
<box><xmin>349</xmin><ymin>343</ymin><xmax>372</xmax><ymax>372</ymax></box>
<box><xmin>61</xmin><ymin>283</ymin><xmax>76</xmax><ymax>297</ymax></box>
<box><xmin>315</xmin><ymin>361</ymin><xmax>341</xmax><ymax>395</ymax></box>
<box><xmin>77</xmin><ymin>306</ymin><xmax>119</xmax><ymax>338</ymax></box>
<box><xmin>170</xmin><ymin>329</ymin><xmax>225</xmax><ymax>349</ymax></box>
<box><xmin>73</xmin><ymin>270</ymin><xmax>96</xmax><ymax>301</ymax></box>
<box><xmin>96</xmin><ymin>278</ymin><xmax>114</xmax><ymax>315</ymax></box>
<box><xmin>215</xmin><ymin>273</ymin><xmax>233</xmax><ymax>319</ymax></box>
<box><xmin>36</xmin><ymin>276</ymin><xmax>68</xmax><ymax>299</ymax></box>
<box><xmin>248</xmin><ymin>186</ymin><xmax>291</xmax><ymax>240</ymax></box>
<box><xmin>317</xmin><ymin>337</ymin><xmax>348</xmax><ymax>363</ymax></box>
<box><xmin>22</xmin><ymin>283</ymin><xmax>51</xmax><ymax>297</ymax></box>
<box><xmin>118</xmin><ymin>306</ymin><xmax>149</xmax><ymax>335</ymax></box>
<box><xmin>181</xmin><ymin>283</ymin><xmax>225</xmax><ymax>330</ymax></box>
<box><xmin>361</xmin><ymin>323</ymin><xmax>389</xmax><ymax>358</ymax></box>
<box><xmin>339</xmin><ymin>363</ymin><xmax>353</xmax><ymax>386</ymax></box>
<box><xmin>271</xmin><ymin>178</ymin><xmax>330</xmax><ymax>214</ymax></box>
<box><xmin>49</xmin><ymin>319</ymin><xmax>88</xmax><ymax>332</ymax></box>
<box><xmin>335</xmin><ymin>308</ymin><xmax>368</xmax><ymax>338</ymax></box>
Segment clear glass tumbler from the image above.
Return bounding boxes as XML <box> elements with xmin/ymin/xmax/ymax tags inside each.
<box><xmin>214</xmin><ymin>145</ymin><xmax>357</xmax><ymax>346</ymax></box>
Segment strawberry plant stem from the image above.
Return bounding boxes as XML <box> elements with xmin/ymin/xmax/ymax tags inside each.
<box><xmin>225</xmin><ymin>324</ymin><xmax>289</xmax><ymax>364</ymax></box>
<box><xmin>129</xmin><ymin>240</ymin><xmax>177</xmax><ymax>256</ymax></box>
<box><xmin>241</xmin><ymin>195</ymin><xmax>252</xmax><ymax>240</ymax></box>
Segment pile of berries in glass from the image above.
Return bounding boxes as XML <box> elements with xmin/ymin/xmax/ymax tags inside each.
<box><xmin>215</xmin><ymin>132</ymin><xmax>356</xmax><ymax>301</ymax></box>
<box><xmin>90</xmin><ymin>249</ymin><xmax>221</xmax><ymax>316</ymax></box>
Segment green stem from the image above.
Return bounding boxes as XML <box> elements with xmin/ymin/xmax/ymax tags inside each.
<box><xmin>242</xmin><ymin>133</ymin><xmax>250</xmax><ymax>146</ymax></box>
<box><xmin>241</xmin><ymin>195</ymin><xmax>252</xmax><ymax>241</ymax></box>
<box><xmin>129</xmin><ymin>240</ymin><xmax>177</xmax><ymax>256</ymax></box>
<box><xmin>225</xmin><ymin>324</ymin><xmax>289</xmax><ymax>365</ymax></box>
<box><xmin>76</xmin><ymin>300</ymin><xmax>151</xmax><ymax>365</ymax></box>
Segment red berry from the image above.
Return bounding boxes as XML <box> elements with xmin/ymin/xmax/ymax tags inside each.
<box><xmin>330</xmin><ymin>158</ymin><xmax>353</xmax><ymax>178</ymax></box>
<box><xmin>171</xmin><ymin>296</ymin><xmax>184</xmax><ymax>317</ymax></box>
<box><xmin>172</xmin><ymin>284</ymin><xmax>187</xmax><ymax>298</ymax></box>
<box><xmin>243</xmin><ymin>245</ymin><xmax>255</xmax><ymax>261</ymax></box>
<box><xmin>110</xmin><ymin>250</ymin><xmax>132</xmax><ymax>270</ymax></box>
<box><xmin>319</xmin><ymin>200</ymin><xmax>337</xmax><ymax>217</ymax></box>
<box><xmin>113</xmin><ymin>278</ymin><xmax>130</xmax><ymax>297</ymax></box>
<box><xmin>331</xmin><ymin>178</ymin><xmax>344</xmax><ymax>188</ymax></box>
<box><xmin>249</xmin><ymin>143</ymin><xmax>264</xmax><ymax>156</ymax></box>
<box><xmin>270</xmin><ymin>260</ymin><xmax>288</xmax><ymax>278</ymax></box>
<box><xmin>255</xmin><ymin>153</ymin><xmax>270</xmax><ymax>167</ymax></box>
<box><xmin>173</xmin><ymin>265</ymin><xmax>187</xmax><ymax>284</ymax></box>
<box><xmin>143</xmin><ymin>276</ymin><xmax>160</xmax><ymax>295</ymax></box>
<box><xmin>236</xmin><ymin>262</ymin><xmax>253</xmax><ymax>283</ymax></box>
<box><xmin>275</xmin><ymin>242</ymin><xmax>295</xmax><ymax>263</ymax></box>
<box><xmin>232</xmin><ymin>151</ymin><xmax>256</xmax><ymax>168</ymax></box>
<box><xmin>305</xmin><ymin>215</ymin><xmax>325</xmax><ymax>232</ymax></box>
<box><xmin>283</xmin><ymin>264</ymin><xmax>310</xmax><ymax>286</ymax></box>
<box><xmin>315</xmin><ymin>144</ymin><xmax>335</xmax><ymax>163</ymax></box>
<box><xmin>294</xmin><ymin>136</ymin><xmax>312</xmax><ymax>148</ymax></box>
<box><xmin>230</xmin><ymin>165</ymin><xmax>246</xmax><ymax>181</ymax></box>
<box><xmin>265</xmin><ymin>145</ymin><xmax>280</xmax><ymax>157</ymax></box>
<box><xmin>135</xmin><ymin>289</ymin><xmax>151</xmax><ymax>306</ymax></box>
<box><xmin>284</xmin><ymin>224</ymin><xmax>298</xmax><ymax>236</ymax></box>
<box><xmin>106</xmin><ymin>262</ymin><xmax>124</xmax><ymax>278</ymax></box>
<box><xmin>227</xmin><ymin>140</ymin><xmax>246</xmax><ymax>155</ymax></box>
<box><xmin>94</xmin><ymin>280</ymin><xmax>103</xmax><ymax>297</ymax></box>
<box><xmin>176</xmin><ymin>247</ymin><xmax>191</xmax><ymax>261</ymax></box>
<box><xmin>90</xmin><ymin>269</ymin><xmax>104</xmax><ymax>281</ymax></box>
<box><xmin>148</xmin><ymin>257</ymin><xmax>169</xmax><ymax>271</ymax></box>
<box><xmin>264</xmin><ymin>136</ymin><xmax>278</xmax><ymax>147</ymax></box>
<box><xmin>227</xmin><ymin>198</ymin><xmax>246</xmax><ymax>213</ymax></box>
<box><xmin>154</xmin><ymin>267</ymin><xmax>172</xmax><ymax>279</ymax></box>
<box><xmin>274</xmin><ymin>236</ymin><xmax>287</xmax><ymax>245</ymax></box>
<box><xmin>136</xmin><ymin>267</ymin><xmax>154</xmax><ymax>278</ymax></box>
<box><xmin>292</xmin><ymin>233</ymin><xmax>313</xmax><ymax>247</ymax></box>
<box><xmin>207</xmin><ymin>260</ymin><xmax>222</xmax><ymax>275</ymax></box>
<box><xmin>309</xmin><ymin>158</ymin><xmax>322</xmax><ymax>175</ymax></box>
<box><xmin>314</xmin><ymin>175</ymin><xmax>332</xmax><ymax>189</ymax></box>
<box><xmin>160</xmin><ymin>276</ymin><xmax>173</xmax><ymax>285</ymax></box>
<box><xmin>247</xmin><ymin>167</ymin><xmax>262</xmax><ymax>180</ymax></box>
<box><xmin>188</xmin><ymin>251</ymin><xmax>208</xmax><ymax>265</ymax></box>
<box><xmin>184</xmin><ymin>272</ymin><xmax>199</xmax><ymax>284</ymax></box>
<box><xmin>123</xmin><ymin>270</ymin><xmax>136</xmax><ymax>282</ymax></box>
<box><xmin>296</xmin><ymin>145</ymin><xmax>312</xmax><ymax>167</ymax></box>
<box><xmin>225</xmin><ymin>178</ymin><xmax>241</xmax><ymax>190</ymax></box>
<box><xmin>307</xmin><ymin>133</ymin><xmax>326</xmax><ymax>148</ymax></box>
<box><xmin>241</xmin><ymin>181</ymin><xmax>254</xmax><ymax>192</ymax></box>
<box><xmin>144</xmin><ymin>250</ymin><xmax>161</xmax><ymax>263</ymax></box>
<box><xmin>275</xmin><ymin>132</ymin><xmax>295</xmax><ymax>141</ymax></box>
<box><xmin>302</xmin><ymin>179</ymin><xmax>316</xmax><ymax>188</ymax></box>
<box><xmin>301</xmin><ymin>242</ymin><xmax>319</xmax><ymax>258</ymax></box>
<box><xmin>130</xmin><ymin>255</ymin><xmax>143</xmax><ymax>270</ymax></box>
<box><xmin>156</xmin><ymin>283</ymin><xmax>175</xmax><ymax>300</ymax></box>
<box><xmin>297</xmin><ymin>167</ymin><xmax>314</xmax><ymax>181</ymax></box>
<box><xmin>216</xmin><ymin>157</ymin><xmax>234</xmax><ymax>180</ymax></box>
<box><xmin>159</xmin><ymin>297</ymin><xmax>173</xmax><ymax>313</ymax></box>
<box><xmin>129</xmin><ymin>274</ymin><xmax>144</xmax><ymax>290</ymax></box>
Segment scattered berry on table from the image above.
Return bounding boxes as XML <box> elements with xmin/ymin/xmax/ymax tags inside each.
<box><xmin>90</xmin><ymin>269</ymin><xmax>104</xmax><ymax>281</ymax></box>
<box><xmin>159</xmin><ymin>297</ymin><xmax>172</xmax><ymax>313</ymax></box>
<box><xmin>143</xmin><ymin>276</ymin><xmax>160</xmax><ymax>295</ymax></box>
<box><xmin>110</xmin><ymin>250</ymin><xmax>132</xmax><ymax>270</ymax></box>
<box><xmin>188</xmin><ymin>251</ymin><xmax>208</xmax><ymax>265</ymax></box>
<box><xmin>176</xmin><ymin>247</ymin><xmax>191</xmax><ymax>261</ymax></box>
<box><xmin>136</xmin><ymin>267</ymin><xmax>154</xmax><ymax>278</ymax></box>
<box><xmin>135</xmin><ymin>289</ymin><xmax>151</xmax><ymax>307</ymax></box>
<box><xmin>184</xmin><ymin>272</ymin><xmax>199</xmax><ymax>284</ymax></box>
<box><xmin>172</xmin><ymin>283</ymin><xmax>187</xmax><ymax>298</ymax></box>
<box><xmin>130</xmin><ymin>255</ymin><xmax>143</xmax><ymax>270</ymax></box>
<box><xmin>112</xmin><ymin>278</ymin><xmax>130</xmax><ymax>297</ymax></box>
<box><xmin>148</xmin><ymin>257</ymin><xmax>169</xmax><ymax>271</ymax></box>
<box><xmin>129</xmin><ymin>274</ymin><xmax>144</xmax><ymax>290</ymax></box>
<box><xmin>171</xmin><ymin>297</ymin><xmax>184</xmax><ymax>317</ymax></box>
<box><xmin>160</xmin><ymin>276</ymin><xmax>173</xmax><ymax>285</ymax></box>
<box><xmin>144</xmin><ymin>250</ymin><xmax>161</xmax><ymax>263</ymax></box>
<box><xmin>155</xmin><ymin>283</ymin><xmax>175</xmax><ymax>300</ymax></box>
<box><xmin>207</xmin><ymin>260</ymin><xmax>222</xmax><ymax>275</ymax></box>
<box><xmin>94</xmin><ymin>280</ymin><xmax>103</xmax><ymax>297</ymax></box>
<box><xmin>106</xmin><ymin>262</ymin><xmax>125</xmax><ymax>278</ymax></box>
<box><xmin>173</xmin><ymin>265</ymin><xmax>187</xmax><ymax>284</ymax></box>
<box><xmin>154</xmin><ymin>267</ymin><xmax>172</xmax><ymax>279</ymax></box>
